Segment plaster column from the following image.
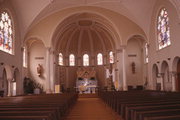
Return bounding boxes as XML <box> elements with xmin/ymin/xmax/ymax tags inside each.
<box><xmin>65</xmin><ymin>67</ymin><xmax>69</xmax><ymax>88</ymax></box>
<box><xmin>7</xmin><ymin>80</ymin><xmax>11</xmax><ymax>96</ymax></box>
<box><xmin>104</xmin><ymin>55</ymin><xmax>107</xmax><ymax>66</ymax></box>
<box><xmin>122</xmin><ymin>48</ymin><xmax>127</xmax><ymax>91</ymax></box>
<box><xmin>115</xmin><ymin>49</ymin><xmax>122</xmax><ymax>91</ymax></box>
<box><xmin>160</xmin><ymin>73</ymin><xmax>164</xmax><ymax>91</ymax></box>
<box><xmin>45</xmin><ymin>47</ymin><xmax>51</xmax><ymax>93</ymax></box>
<box><xmin>171</xmin><ymin>71</ymin><xmax>177</xmax><ymax>92</ymax></box>
<box><xmin>77</xmin><ymin>56</ymin><xmax>81</xmax><ymax>66</ymax></box>
<box><xmin>49</xmin><ymin>49</ymin><xmax>55</xmax><ymax>93</ymax></box>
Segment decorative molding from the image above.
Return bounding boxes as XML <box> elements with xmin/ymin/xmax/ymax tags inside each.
<box><xmin>128</xmin><ymin>54</ymin><xmax>137</xmax><ymax>57</ymax></box>
<box><xmin>116</xmin><ymin>49</ymin><xmax>122</xmax><ymax>53</ymax></box>
<box><xmin>35</xmin><ymin>57</ymin><xmax>44</xmax><ymax>60</ymax></box>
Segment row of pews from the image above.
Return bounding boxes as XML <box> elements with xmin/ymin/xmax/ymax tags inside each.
<box><xmin>99</xmin><ymin>90</ymin><xmax>180</xmax><ymax>120</ymax></box>
<box><xmin>0</xmin><ymin>93</ymin><xmax>78</xmax><ymax>120</ymax></box>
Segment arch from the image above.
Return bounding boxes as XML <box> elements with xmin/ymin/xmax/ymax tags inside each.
<box><xmin>24</xmin><ymin>36</ymin><xmax>46</xmax><ymax>49</ymax></box>
<box><xmin>4</xmin><ymin>65</ymin><xmax>13</xmax><ymax>80</ymax></box>
<box><xmin>1</xmin><ymin>68</ymin><xmax>8</xmax><ymax>96</ymax></box>
<box><xmin>51</xmin><ymin>11</ymin><xmax>121</xmax><ymax>51</ymax></box>
<box><xmin>127</xmin><ymin>35</ymin><xmax>147</xmax><ymax>45</ymax></box>
<box><xmin>125</xmin><ymin>34</ymin><xmax>148</xmax><ymax>48</ymax></box>
<box><xmin>172</xmin><ymin>56</ymin><xmax>180</xmax><ymax>71</ymax></box>
<box><xmin>152</xmin><ymin>64</ymin><xmax>159</xmax><ymax>90</ymax></box>
<box><xmin>172</xmin><ymin>56</ymin><xmax>180</xmax><ymax>91</ymax></box>
<box><xmin>161</xmin><ymin>60</ymin><xmax>171</xmax><ymax>91</ymax></box>
<box><xmin>126</xmin><ymin>36</ymin><xmax>145</xmax><ymax>88</ymax></box>
<box><xmin>12</xmin><ymin>68</ymin><xmax>20</xmax><ymax>96</ymax></box>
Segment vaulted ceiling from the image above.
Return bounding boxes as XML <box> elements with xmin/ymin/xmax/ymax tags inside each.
<box><xmin>53</xmin><ymin>13</ymin><xmax>116</xmax><ymax>55</ymax></box>
<box><xmin>8</xmin><ymin>0</ymin><xmax>180</xmax><ymax>39</ymax></box>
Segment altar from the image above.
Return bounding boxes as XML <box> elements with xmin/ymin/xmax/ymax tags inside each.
<box><xmin>76</xmin><ymin>67</ymin><xmax>97</xmax><ymax>94</ymax></box>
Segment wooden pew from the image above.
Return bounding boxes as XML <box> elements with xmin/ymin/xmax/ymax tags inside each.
<box><xmin>99</xmin><ymin>90</ymin><xmax>180</xmax><ymax>120</ymax></box>
<box><xmin>145</xmin><ymin>114</ymin><xmax>180</xmax><ymax>120</ymax></box>
<box><xmin>0</xmin><ymin>93</ymin><xmax>78</xmax><ymax>120</ymax></box>
<box><xmin>136</xmin><ymin>109</ymin><xmax>180</xmax><ymax>120</ymax></box>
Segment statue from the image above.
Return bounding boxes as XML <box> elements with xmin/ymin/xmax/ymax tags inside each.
<box><xmin>37</xmin><ymin>64</ymin><xmax>42</xmax><ymax>77</ymax></box>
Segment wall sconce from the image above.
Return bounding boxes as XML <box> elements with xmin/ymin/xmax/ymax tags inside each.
<box><xmin>0</xmin><ymin>62</ymin><xmax>4</xmax><ymax>65</ymax></box>
<box><xmin>12</xmin><ymin>65</ymin><xmax>15</xmax><ymax>68</ymax></box>
<box><xmin>167</xmin><ymin>58</ymin><xmax>171</xmax><ymax>61</ymax></box>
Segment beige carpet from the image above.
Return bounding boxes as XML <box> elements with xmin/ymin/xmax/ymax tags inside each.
<box><xmin>65</xmin><ymin>97</ymin><xmax>122</xmax><ymax>120</ymax></box>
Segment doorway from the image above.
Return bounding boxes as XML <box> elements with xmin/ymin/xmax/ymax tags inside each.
<box><xmin>176</xmin><ymin>60</ymin><xmax>180</xmax><ymax>92</ymax></box>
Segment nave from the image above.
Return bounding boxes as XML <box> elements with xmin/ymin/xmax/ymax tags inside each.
<box><xmin>65</xmin><ymin>94</ymin><xmax>121</xmax><ymax>120</ymax></box>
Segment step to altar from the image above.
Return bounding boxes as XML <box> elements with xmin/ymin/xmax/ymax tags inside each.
<box><xmin>78</xmin><ymin>93</ymin><xmax>98</xmax><ymax>98</ymax></box>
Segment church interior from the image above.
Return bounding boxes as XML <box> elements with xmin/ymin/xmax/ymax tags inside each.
<box><xmin>0</xmin><ymin>0</ymin><xmax>180</xmax><ymax>119</ymax></box>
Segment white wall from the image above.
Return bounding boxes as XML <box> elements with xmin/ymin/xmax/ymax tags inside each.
<box><xmin>0</xmin><ymin>1</ymin><xmax>23</xmax><ymax>95</ymax></box>
<box><xmin>29</xmin><ymin>40</ymin><xmax>46</xmax><ymax>90</ymax></box>
<box><xmin>148</xmin><ymin>0</ymin><xmax>180</xmax><ymax>90</ymax></box>
<box><xmin>126</xmin><ymin>39</ymin><xmax>144</xmax><ymax>87</ymax></box>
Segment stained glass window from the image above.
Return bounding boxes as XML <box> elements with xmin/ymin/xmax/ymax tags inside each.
<box><xmin>0</xmin><ymin>11</ymin><xmax>13</xmax><ymax>54</ymax></box>
<box><xmin>109</xmin><ymin>51</ymin><xmax>114</xmax><ymax>63</ymax></box>
<box><xmin>83</xmin><ymin>54</ymin><xmax>89</xmax><ymax>66</ymax></box>
<box><xmin>69</xmin><ymin>54</ymin><xmax>75</xmax><ymax>66</ymax></box>
<box><xmin>157</xmin><ymin>8</ymin><xmax>170</xmax><ymax>49</ymax></box>
<box><xmin>59</xmin><ymin>53</ymin><xmax>63</xmax><ymax>65</ymax></box>
<box><xmin>97</xmin><ymin>53</ymin><xmax>103</xmax><ymax>65</ymax></box>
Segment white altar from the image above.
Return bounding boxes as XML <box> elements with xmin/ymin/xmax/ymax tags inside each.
<box><xmin>76</xmin><ymin>67</ymin><xmax>97</xmax><ymax>94</ymax></box>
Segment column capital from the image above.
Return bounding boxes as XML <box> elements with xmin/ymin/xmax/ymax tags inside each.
<box><xmin>170</xmin><ymin>71</ymin><xmax>177</xmax><ymax>76</ymax></box>
<box><xmin>115</xmin><ymin>49</ymin><xmax>122</xmax><ymax>53</ymax></box>
<box><xmin>120</xmin><ymin>45</ymin><xmax>127</xmax><ymax>49</ymax></box>
<box><xmin>45</xmin><ymin>47</ymin><xmax>51</xmax><ymax>50</ymax></box>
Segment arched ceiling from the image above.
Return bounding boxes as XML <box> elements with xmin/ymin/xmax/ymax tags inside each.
<box><xmin>8</xmin><ymin>0</ymin><xmax>180</xmax><ymax>39</ymax></box>
<box><xmin>8</xmin><ymin>0</ymin><xmax>154</xmax><ymax>38</ymax></box>
<box><xmin>53</xmin><ymin>13</ymin><xmax>116</xmax><ymax>56</ymax></box>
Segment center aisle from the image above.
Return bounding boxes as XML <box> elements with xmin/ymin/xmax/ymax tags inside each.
<box><xmin>65</xmin><ymin>96</ymin><xmax>122</xmax><ymax>120</ymax></box>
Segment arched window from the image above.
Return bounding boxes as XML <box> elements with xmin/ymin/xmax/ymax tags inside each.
<box><xmin>83</xmin><ymin>54</ymin><xmax>89</xmax><ymax>66</ymax></box>
<box><xmin>59</xmin><ymin>53</ymin><xmax>63</xmax><ymax>65</ymax></box>
<box><xmin>69</xmin><ymin>54</ymin><xmax>75</xmax><ymax>66</ymax></box>
<box><xmin>145</xmin><ymin>43</ymin><xmax>149</xmax><ymax>63</ymax></box>
<box><xmin>157</xmin><ymin>8</ymin><xmax>170</xmax><ymax>49</ymax></box>
<box><xmin>109</xmin><ymin>51</ymin><xmax>114</xmax><ymax>63</ymax></box>
<box><xmin>23</xmin><ymin>47</ymin><xmax>27</xmax><ymax>67</ymax></box>
<box><xmin>97</xmin><ymin>53</ymin><xmax>103</xmax><ymax>65</ymax></box>
<box><xmin>0</xmin><ymin>11</ymin><xmax>13</xmax><ymax>54</ymax></box>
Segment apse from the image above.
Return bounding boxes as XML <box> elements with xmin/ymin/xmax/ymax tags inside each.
<box><xmin>52</xmin><ymin>13</ymin><xmax>117</xmax><ymax>89</ymax></box>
